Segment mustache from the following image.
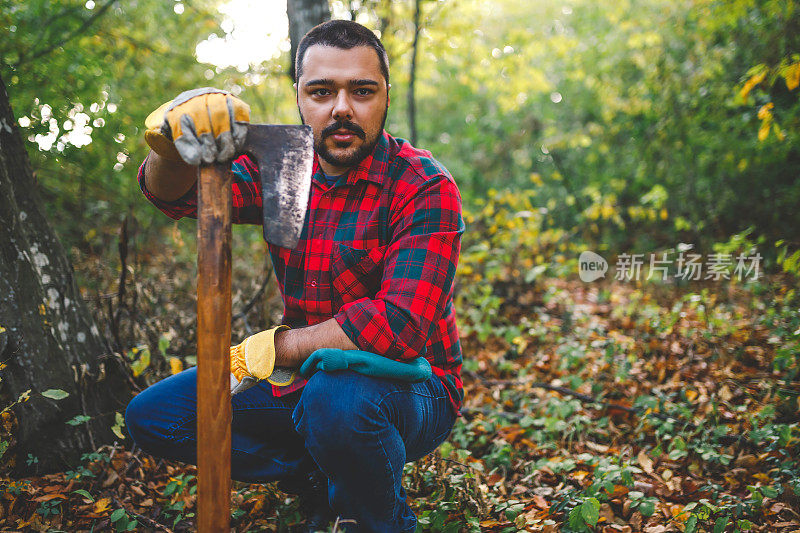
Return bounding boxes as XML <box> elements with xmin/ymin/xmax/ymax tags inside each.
<box><xmin>322</xmin><ymin>121</ymin><xmax>366</xmax><ymax>139</ymax></box>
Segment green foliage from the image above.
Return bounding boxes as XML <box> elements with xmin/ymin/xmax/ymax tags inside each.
<box><xmin>110</xmin><ymin>507</ymin><xmax>138</xmax><ymax>532</ymax></box>
<box><xmin>40</xmin><ymin>388</ymin><xmax>69</xmax><ymax>400</ymax></box>
<box><xmin>375</xmin><ymin>0</ymin><xmax>800</xmax><ymax>246</ymax></box>
<box><xmin>1</xmin><ymin>0</ymin><xmax>296</xmax><ymax>258</ymax></box>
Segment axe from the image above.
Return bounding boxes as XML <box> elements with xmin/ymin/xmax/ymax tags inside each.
<box><xmin>195</xmin><ymin>124</ymin><xmax>313</xmax><ymax>532</ymax></box>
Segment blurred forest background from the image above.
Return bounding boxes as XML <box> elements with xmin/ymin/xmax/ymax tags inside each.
<box><xmin>1</xmin><ymin>0</ymin><xmax>799</xmax><ymax>531</ymax></box>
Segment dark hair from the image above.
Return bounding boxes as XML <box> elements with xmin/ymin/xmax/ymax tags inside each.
<box><xmin>295</xmin><ymin>20</ymin><xmax>390</xmax><ymax>84</ymax></box>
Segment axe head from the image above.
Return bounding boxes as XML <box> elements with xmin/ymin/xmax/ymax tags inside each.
<box><xmin>242</xmin><ymin>124</ymin><xmax>313</xmax><ymax>249</ymax></box>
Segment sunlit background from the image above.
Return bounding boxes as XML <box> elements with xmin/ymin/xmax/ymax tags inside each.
<box><xmin>2</xmin><ymin>0</ymin><xmax>798</xmax><ymax>260</ymax></box>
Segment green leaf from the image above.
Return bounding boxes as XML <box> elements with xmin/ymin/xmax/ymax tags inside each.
<box><xmin>110</xmin><ymin>508</ymin><xmax>126</xmax><ymax>522</ymax></box>
<box><xmin>668</xmin><ymin>448</ymin><xmax>688</xmax><ymax>460</ymax></box>
<box><xmin>41</xmin><ymin>389</ymin><xmax>69</xmax><ymax>400</ymax></box>
<box><xmin>580</xmin><ymin>498</ymin><xmax>600</xmax><ymax>527</ymax></box>
<box><xmin>639</xmin><ymin>499</ymin><xmax>655</xmax><ymax>517</ymax></box>
<box><xmin>685</xmin><ymin>515</ymin><xmax>698</xmax><ymax>533</ymax></box>
<box><xmin>130</xmin><ymin>347</ymin><xmax>151</xmax><ymax>377</ymax></box>
<box><xmin>567</xmin><ymin>506</ymin><xmax>585</xmax><ymax>530</ymax></box>
<box><xmin>737</xmin><ymin>519</ymin><xmax>754</xmax><ymax>530</ymax></box>
<box><xmin>760</xmin><ymin>486</ymin><xmax>778</xmax><ymax>498</ymax></box>
<box><xmin>111</xmin><ymin>411</ymin><xmax>126</xmax><ymax>440</ymax></box>
<box><xmin>438</xmin><ymin>441</ymin><xmax>453</xmax><ymax>459</ymax></box>
<box><xmin>72</xmin><ymin>489</ymin><xmax>94</xmax><ymax>502</ymax></box>
<box><xmin>158</xmin><ymin>335</ymin><xmax>170</xmax><ymax>356</ymax></box>
<box><xmin>714</xmin><ymin>515</ymin><xmax>730</xmax><ymax>533</ymax></box>
<box><xmin>66</xmin><ymin>414</ymin><xmax>92</xmax><ymax>426</ymax></box>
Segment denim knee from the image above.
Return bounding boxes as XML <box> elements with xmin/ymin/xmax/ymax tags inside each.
<box><xmin>125</xmin><ymin>392</ymin><xmax>155</xmax><ymax>450</ymax></box>
<box><xmin>125</xmin><ymin>388</ymin><xmax>192</xmax><ymax>455</ymax></box>
<box><xmin>293</xmin><ymin>371</ymin><xmax>383</xmax><ymax>458</ymax></box>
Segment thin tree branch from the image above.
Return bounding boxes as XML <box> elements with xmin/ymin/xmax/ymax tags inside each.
<box><xmin>232</xmin><ymin>262</ymin><xmax>273</xmax><ymax>322</ymax></box>
<box><xmin>14</xmin><ymin>0</ymin><xmax>120</xmax><ymax>68</ymax></box>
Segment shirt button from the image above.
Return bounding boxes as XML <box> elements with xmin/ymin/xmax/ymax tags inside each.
<box><xmin>310</xmin><ymin>280</ymin><xmax>317</xmax><ymax>287</ymax></box>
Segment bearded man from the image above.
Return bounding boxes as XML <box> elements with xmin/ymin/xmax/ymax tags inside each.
<box><xmin>125</xmin><ymin>19</ymin><xmax>465</xmax><ymax>532</ymax></box>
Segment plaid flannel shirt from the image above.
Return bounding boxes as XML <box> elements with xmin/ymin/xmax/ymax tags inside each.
<box><xmin>138</xmin><ymin>131</ymin><xmax>466</xmax><ymax>416</ymax></box>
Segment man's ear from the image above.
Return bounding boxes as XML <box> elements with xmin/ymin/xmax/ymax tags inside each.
<box><xmin>387</xmin><ymin>83</ymin><xmax>391</xmax><ymax>106</ymax></box>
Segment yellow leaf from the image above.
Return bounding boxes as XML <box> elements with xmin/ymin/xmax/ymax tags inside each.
<box><xmin>785</xmin><ymin>62</ymin><xmax>800</xmax><ymax>91</ymax></box>
<box><xmin>757</xmin><ymin>102</ymin><xmax>774</xmax><ymax>120</ymax></box>
<box><xmin>94</xmin><ymin>497</ymin><xmax>111</xmax><ymax>514</ymax></box>
<box><xmin>758</xmin><ymin>120</ymin><xmax>771</xmax><ymax>141</ymax></box>
<box><xmin>740</xmin><ymin>70</ymin><xmax>766</xmax><ymax>100</ymax></box>
<box><xmin>685</xmin><ymin>389</ymin><xmax>698</xmax><ymax>402</ymax></box>
<box><xmin>169</xmin><ymin>357</ymin><xmax>183</xmax><ymax>375</ymax></box>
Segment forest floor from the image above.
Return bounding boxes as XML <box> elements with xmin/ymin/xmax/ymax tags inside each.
<box><xmin>1</xmin><ymin>231</ymin><xmax>799</xmax><ymax>532</ymax></box>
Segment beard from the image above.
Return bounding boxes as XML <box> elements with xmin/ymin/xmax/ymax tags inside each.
<box><xmin>300</xmin><ymin>104</ymin><xmax>388</xmax><ymax>170</ymax></box>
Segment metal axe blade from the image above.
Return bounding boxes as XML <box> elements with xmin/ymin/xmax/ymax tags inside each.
<box><xmin>242</xmin><ymin>124</ymin><xmax>314</xmax><ymax>249</ymax></box>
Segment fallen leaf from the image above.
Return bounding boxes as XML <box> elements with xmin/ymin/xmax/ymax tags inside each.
<box><xmin>638</xmin><ymin>450</ymin><xmax>654</xmax><ymax>474</ymax></box>
<box><xmin>102</xmin><ymin>470</ymin><xmax>120</xmax><ymax>488</ymax></box>
<box><xmin>94</xmin><ymin>497</ymin><xmax>111</xmax><ymax>514</ymax></box>
<box><xmin>33</xmin><ymin>493</ymin><xmax>66</xmax><ymax>502</ymax></box>
<box><xmin>533</xmin><ymin>495</ymin><xmax>549</xmax><ymax>510</ymax></box>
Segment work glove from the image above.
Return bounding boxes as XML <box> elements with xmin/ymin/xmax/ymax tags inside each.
<box><xmin>230</xmin><ymin>325</ymin><xmax>296</xmax><ymax>395</ymax></box>
<box><xmin>144</xmin><ymin>87</ymin><xmax>250</xmax><ymax>165</ymax></box>
<box><xmin>300</xmin><ymin>348</ymin><xmax>432</xmax><ymax>383</ymax></box>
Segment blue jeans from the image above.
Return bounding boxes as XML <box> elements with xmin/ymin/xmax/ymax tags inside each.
<box><xmin>125</xmin><ymin>367</ymin><xmax>456</xmax><ymax>532</ymax></box>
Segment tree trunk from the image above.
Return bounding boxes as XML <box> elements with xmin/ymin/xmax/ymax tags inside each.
<box><xmin>408</xmin><ymin>0</ymin><xmax>422</xmax><ymax>145</ymax></box>
<box><xmin>0</xmin><ymin>72</ymin><xmax>132</xmax><ymax>475</ymax></box>
<box><xmin>287</xmin><ymin>0</ymin><xmax>331</xmax><ymax>81</ymax></box>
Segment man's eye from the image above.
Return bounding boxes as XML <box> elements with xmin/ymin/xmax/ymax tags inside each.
<box><xmin>355</xmin><ymin>88</ymin><xmax>374</xmax><ymax>96</ymax></box>
<box><xmin>312</xmin><ymin>88</ymin><xmax>331</xmax><ymax>96</ymax></box>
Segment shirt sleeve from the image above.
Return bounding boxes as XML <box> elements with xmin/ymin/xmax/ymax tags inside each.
<box><xmin>334</xmin><ymin>174</ymin><xmax>465</xmax><ymax>360</ymax></box>
<box><xmin>136</xmin><ymin>154</ymin><xmax>264</xmax><ymax>225</ymax></box>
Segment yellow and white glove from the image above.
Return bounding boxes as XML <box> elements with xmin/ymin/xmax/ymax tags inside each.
<box><xmin>229</xmin><ymin>325</ymin><xmax>296</xmax><ymax>395</ymax></box>
<box><xmin>144</xmin><ymin>87</ymin><xmax>250</xmax><ymax>165</ymax></box>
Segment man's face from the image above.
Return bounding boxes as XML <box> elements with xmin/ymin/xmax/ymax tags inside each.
<box><xmin>296</xmin><ymin>45</ymin><xmax>389</xmax><ymax>175</ymax></box>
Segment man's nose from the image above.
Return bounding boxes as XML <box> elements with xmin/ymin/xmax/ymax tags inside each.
<box><xmin>331</xmin><ymin>91</ymin><xmax>353</xmax><ymax>121</ymax></box>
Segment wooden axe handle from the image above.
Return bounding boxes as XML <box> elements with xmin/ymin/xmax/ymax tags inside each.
<box><xmin>196</xmin><ymin>163</ymin><xmax>232</xmax><ymax>532</ymax></box>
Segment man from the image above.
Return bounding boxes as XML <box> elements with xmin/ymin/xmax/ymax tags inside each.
<box><xmin>125</xmin><ymin>20</ymin><xmax>465</xmax><ymax>532</ymax></box>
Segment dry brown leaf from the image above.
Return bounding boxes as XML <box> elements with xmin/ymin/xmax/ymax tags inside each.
<box><xmin>533</xmin><ymin>495</ymin><xmax>549</xmax><ymax>510</ymax></box>
<box><xmin>102</xmin><ymin>470</ymin><xmax>120</xmax><ymax>488</ymax></box>
<box><xmin>33</xmin><ymin>493</ymin><xmax>66</xmax><ymax>502</ymax></box>
<box><xmin>638</xmin><ymin>450</ymin><xmax>654</xmax><ymax>474</ymax></box>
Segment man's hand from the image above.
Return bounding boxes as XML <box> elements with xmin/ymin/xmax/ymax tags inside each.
<box><xmin>145</xmin><ymin>87</ymin><xmax>250</xmax><ymax>166</ymax></box>
<box><xmin>229</xmin><ymin>325</ymin><xmax>295</xmax><ymax>395</ymax></box>
<box><xmin>229</xmin><ymin>318</ymin><xmax>360</xmax><ymax>395</ymax></box>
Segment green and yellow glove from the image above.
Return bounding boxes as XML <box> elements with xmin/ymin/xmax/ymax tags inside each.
<box><xmin>144</xmin><ymin>87</ymin><xmax>250</xmax><ymax>165</ymax></box>
<box><xmin>229</xmin><ymin>325</ymin><xmax>296</xmax><ymax>395</ymax></box>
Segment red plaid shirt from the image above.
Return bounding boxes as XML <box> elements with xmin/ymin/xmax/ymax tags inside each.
<box><xmin>138</xmin><ymin>131</ymin><xmax>465</xmax><ymax>416</ymax></box>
